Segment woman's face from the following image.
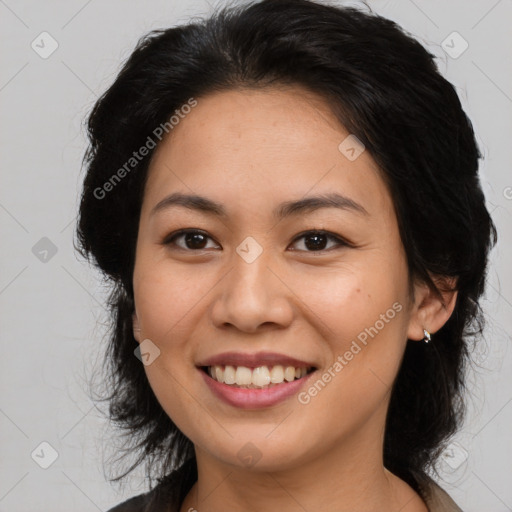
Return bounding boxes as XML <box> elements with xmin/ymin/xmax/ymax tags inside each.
<box><xmin>132</xmin><ymin>86</ymin><xmax>426</xmax><ymax>471</ymax></box>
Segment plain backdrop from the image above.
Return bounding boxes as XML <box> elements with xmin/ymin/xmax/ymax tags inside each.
<box><xmin>1</xmin><ymin>0</ymin><xmax>511</xmax><ymax>510</ymax></box>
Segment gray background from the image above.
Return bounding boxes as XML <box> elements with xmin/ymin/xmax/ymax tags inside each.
<box><xmin>1</xmin><ymin>0</ymin><xmax>511</xmax><ymax>510</ymax></box>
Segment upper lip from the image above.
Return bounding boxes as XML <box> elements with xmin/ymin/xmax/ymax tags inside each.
<box><xmin>197</xmin><ymin>351</ymin><xmax>316</xmax><ymax>369</ymax></box>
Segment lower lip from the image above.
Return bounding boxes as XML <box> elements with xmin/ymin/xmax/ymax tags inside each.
<box><xmin>199</xmin><ymin>368</ymin><xmax>315</xmax><ymax>409</ymax></box>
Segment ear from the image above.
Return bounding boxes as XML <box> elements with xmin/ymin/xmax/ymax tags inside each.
<box><xmin>132</xmin><ymin>311</ymin><xmax>141</xmax><ymax>343</ymax></box>
<box><xmin>406</xmin><ymin>274</ymin><xmax>458</xmax><ymax>341</ymax></box>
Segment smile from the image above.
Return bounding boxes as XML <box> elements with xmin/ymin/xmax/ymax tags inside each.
<box><xmin>197</xmin><ymin>352</ymin><xmax>318</xmax><ymax>409</ymax></box>
<box><xmin>203</xmin><ymin>364</ymin><xmax>315</xmax><ymax>388</ymax></box>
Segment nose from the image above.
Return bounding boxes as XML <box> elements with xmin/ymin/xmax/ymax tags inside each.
<box><xmin>210</xmin><ymin>248</ymin><xmax>294</xmax><ymax>334</ymax></box>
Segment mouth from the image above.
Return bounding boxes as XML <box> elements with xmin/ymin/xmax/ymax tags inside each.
<box><xmin>196</xmin><ymin>351</ymin><xmax>318</xmax><ymax>408</ymax></box>
<box><xmin>200</xmin><ymin>364</ymin><xmax>316</xmax><ymax>389</ymax></box>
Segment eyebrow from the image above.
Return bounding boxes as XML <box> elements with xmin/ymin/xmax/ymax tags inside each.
<box><xmin>150</xmin><ymin>191</ymin><xmax>369</xmax><ymax>219</ymax></box>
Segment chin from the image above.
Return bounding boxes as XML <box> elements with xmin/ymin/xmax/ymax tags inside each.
<box><xmin>198</xmin><ymin>429</ymin><xmax>316</xmax><ymax>473</ymax></box>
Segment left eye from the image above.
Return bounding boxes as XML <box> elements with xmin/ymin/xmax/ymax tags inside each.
<box><xmin>163</xmin><ymin>229</ymin><xmax>348</xmax><ymax>252</ymax></box>
<box><xmin>290</xmin><ymin>230</ymin><xmax>347</xmax><ymax>252</ymax></box>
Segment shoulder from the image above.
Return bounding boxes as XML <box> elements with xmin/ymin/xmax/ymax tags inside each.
<box><xmin>106</xmin><ymin>458</ymin><xmax>197</xmax><ymax>512</ymax></box>
<box><xmin>415</xmin><ymin>474</ymin><xmax>463</xmax><ymax>512</ymax></box>
<box><xmin>107</xmin><ymin>492</ymin><xmax>152</xmax><ymax>512</ymax></box>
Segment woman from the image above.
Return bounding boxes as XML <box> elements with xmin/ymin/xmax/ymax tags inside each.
<box><xmin>76</xmin><ymin>1</ymin><xmax>497</xmax><ymax>510</ymax></box>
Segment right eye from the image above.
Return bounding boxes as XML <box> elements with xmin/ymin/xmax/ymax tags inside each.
<box><xmin>163</xmin><ymin>229</ymin><xmax>221</xmax><ymax>251</ymax></box>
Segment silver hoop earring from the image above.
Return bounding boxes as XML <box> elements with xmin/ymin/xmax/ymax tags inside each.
<box><xmin>422</xmin><ymin>329</ymin><xmax>431</xmax><ymax>343</ymax></box>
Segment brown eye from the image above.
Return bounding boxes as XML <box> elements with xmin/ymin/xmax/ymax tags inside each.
<box><xmin>164</xmin><ymin>230</ymin><xmax>219</xmax><ymax>251</ymax></box>
<box><xmin>163</xmin><ymin>229</ymin><xmax>349</xmax><ymax>253</ymax></box>
<box><xmin>290</xmin><ymin>230</ymin><xmax>348</xmax><ymax>252</ymax></box>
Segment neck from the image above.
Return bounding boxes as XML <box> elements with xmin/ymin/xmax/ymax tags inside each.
<box><xmin>179</xmin><ymin>425</ymin><xmax>427</xmax><ymax>512</ymax></box>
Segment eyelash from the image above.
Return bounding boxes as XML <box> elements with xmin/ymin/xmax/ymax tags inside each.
<box><xmin>162</xmin><ymin>229</ymin><xmax>352</xmax><ymax>253</ymax></box>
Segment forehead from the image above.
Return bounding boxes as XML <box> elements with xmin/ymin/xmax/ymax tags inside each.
<box><xmin>142</xmin><ymin>86</ymin><xmax>393</xmax><ymax>221</ymax></box>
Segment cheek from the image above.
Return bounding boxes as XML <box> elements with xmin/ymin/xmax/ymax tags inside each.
<box><xmin>133</xmin><ymin>263</ymin><xmax>211</xmax><ymax>342</ymax></box>
<box><xmin>292</xmin><ymin>260</ymin><xmax>405</xmax><ymax>344</ymax></box>
<box><xmin>293</xmin><ymin>261</ymin><xmax>409</xmax><ymax>400</ymax></box>
<box><xmin>133</xmin><ymin>266</ymin><xmax>211</xmax><ymax>436</ymax></box>
<box><xmin>296</xmin><ymin>266</ymin><xmax>408</xmax><ymax>415</ymax></box>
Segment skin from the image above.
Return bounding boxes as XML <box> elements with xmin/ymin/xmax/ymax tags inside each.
<box><xmin>131</xmin><ymin>85</ymin><xmax>457</xmax><ymax>512</ymax></box>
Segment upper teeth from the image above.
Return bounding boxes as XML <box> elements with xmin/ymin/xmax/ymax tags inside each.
<box><xmin>208</xmin><ymin>365</ymin><xmax>309</xmax><ymax>387</ymax></box>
